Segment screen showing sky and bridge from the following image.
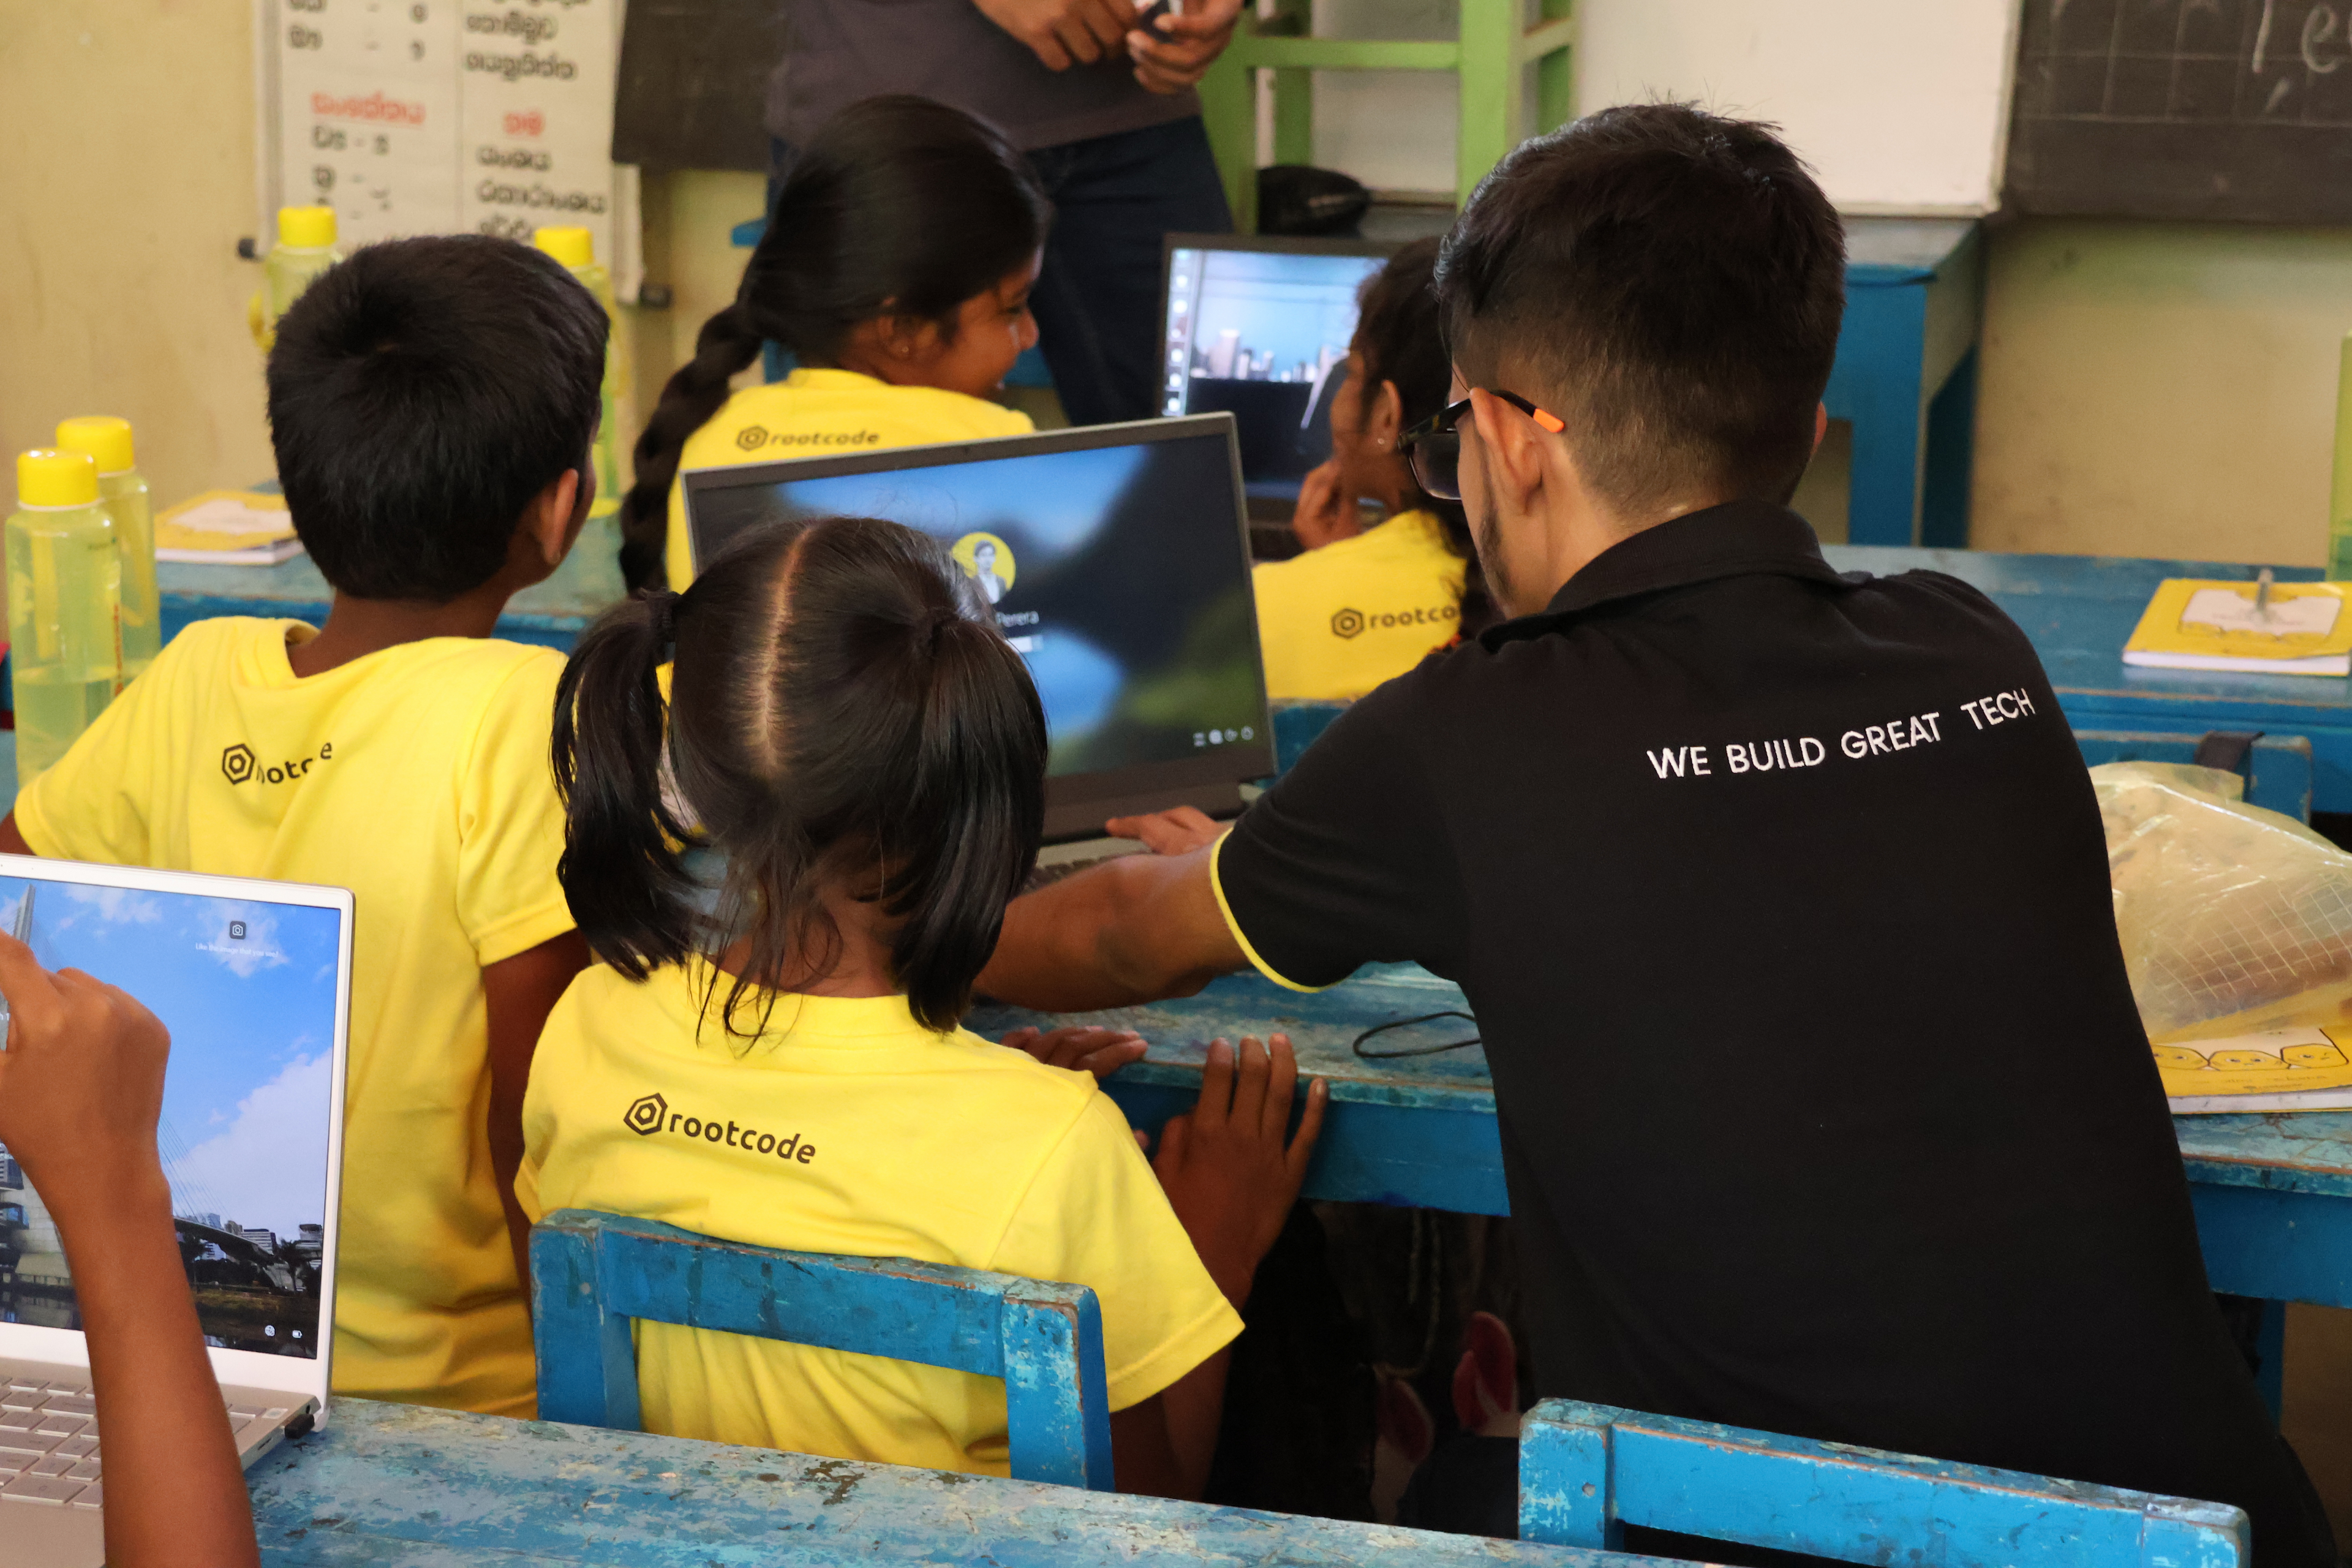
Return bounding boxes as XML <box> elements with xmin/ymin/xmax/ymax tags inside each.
<box><xmin>0</xmin><ymin>878</ymin><xmax>339</xmax><ymax>1358</ymax></box>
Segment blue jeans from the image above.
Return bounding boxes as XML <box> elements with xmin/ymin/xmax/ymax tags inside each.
<box><xmin>770</xmin><ymin>115</ymin><xmax>1231</xmax><ymax>426</ymax></box>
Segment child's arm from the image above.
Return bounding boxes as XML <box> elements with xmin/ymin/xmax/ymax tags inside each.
<box><xmin>0</xmin><ymin>931</ymin><xmax>260</xmax><ymax>1568</ymax></box>
<box><xmin>484</xmin><ymin>930</ymin><xmax>592</xmax><ymax>1285</ymax></box>
<box><xmin>0</xmin><ymin>813</ymin><xmax>34</xmax><ymax>855</ymax></box>
<box><xmin>1113</xmin><ymin>1034</ymin><xmax>1326</xmax><ymax>1499</ymax></box>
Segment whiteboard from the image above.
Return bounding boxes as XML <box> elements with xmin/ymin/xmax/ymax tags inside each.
<box><xmin>255</xmin><ymin>0</ymin><xmax>638</xmax><ymax>292</ymax></box>
<box><xmin>1572</xmin><ymin>0</ymin><xmax>2022</xmax><ymax>216</ymax></box>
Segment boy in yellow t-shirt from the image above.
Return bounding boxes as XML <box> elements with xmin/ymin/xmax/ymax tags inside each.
<box><xmin>0</xmin><ymin>234</ymin><xmax>609</xmax><ymax>1417</ymax></box>
<box><xmin>1253</xmin><ymin>238</ymin><xmax>1495</xmax><ymax>701</ymax></box>
<box><xmin>614</xmin><ymin>97</ymin><xmax>1048</xmax><ymax>592</ymax></box>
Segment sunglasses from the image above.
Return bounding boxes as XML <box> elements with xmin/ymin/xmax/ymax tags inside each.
<box><xmin>1398</xmin><ymin>391</ymin><xmax>1566</xmax><ymax>502</ymax></box>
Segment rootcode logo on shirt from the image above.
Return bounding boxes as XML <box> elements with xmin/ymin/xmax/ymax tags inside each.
<box><xmin>1330</xmin><ymin>603</ymin><xmax>1458</xmax><ymax>639</ymax></box>
<box><xmin>222</xmin><ymin>741</ymin><xmax>334</xmax><ymax>785</ymax></box>
<box><xmin>623</xmin><ymin>1091</ymin><xmax>817</xmax><ymax>1164</ymax></box>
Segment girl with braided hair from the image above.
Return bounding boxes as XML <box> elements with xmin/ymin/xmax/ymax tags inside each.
<box><xmin>620</xmin><ymin>96</ymin><xmax>1051</xmax><ymax>592</ymax></box>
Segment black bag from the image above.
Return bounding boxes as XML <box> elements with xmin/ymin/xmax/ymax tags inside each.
<box><xmin>1257</xmin><ymin>164</ymin><xmax>1373</xmax><ymax>237</ymax></box>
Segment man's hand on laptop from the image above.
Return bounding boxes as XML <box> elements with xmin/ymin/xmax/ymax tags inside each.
<box><xmin>1107</xmin><ymin>805</ymin><xmax>1225</xmax><ymax>856</ymax></box>
<box><xmin>0</xmin><ymin>928</ymin><xmax>172</xmax><ymax>1231</ymax></box>
<box><xmin>1001</xmin><ymin>1023</ymin><xmax>1148</xmax><ymax>1080</ymax></box>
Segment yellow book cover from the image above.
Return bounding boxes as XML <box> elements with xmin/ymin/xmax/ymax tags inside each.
<box><xmin>2159</xmin><ymin>1025</ymin><xmax>2352</xmax><ymax>1112</ymax></box>
<box><xmin>2122</xmin><ymin>577</ymin><xmax>2352</xmax><ymax>676</ymax></box>
<box><xmin>154</xmin><ymin>489</ymin><xmax>303</xmax><ymax>565</ymax></box>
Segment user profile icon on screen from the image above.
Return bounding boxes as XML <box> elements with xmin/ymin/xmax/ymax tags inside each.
<box><xmin>952</xmin><ymin>532</ymin><xmax>1016</xmax><ymax>605</ymax></box>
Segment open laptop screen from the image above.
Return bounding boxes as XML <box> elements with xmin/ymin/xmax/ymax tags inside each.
<box><xmin>1161</xmin><ymin>236</ymin><xmax>1389</xmax><ymax>496</ymax></box>
<box><xmin>685</xmin><ymin>417</ymin><xmax>1274</xmax><ymax>838</ymax></box>
<box><xmin>0</xmin><ymin>876</ymin><xmax>341</xmax><ymax>1360</ymax></box>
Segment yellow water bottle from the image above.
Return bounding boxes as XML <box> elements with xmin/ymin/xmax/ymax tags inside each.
<box><xmin>257</xmin><ymin>206</ymin><xmax>343</xmax><ymax>351</ymax></box>
<box><xmin>54</xmin><ymin>417</ymin><xmax>159</xmax><ymax>687</ymax></box>
<box><xmin>533</xmin><ymin>226</ymin><xmax>628</xmax><ymax>603</ymax></box>
<box><xmin>2331</xmin><ymin>330</ymin><xmax>2352</xmax><ymax>580</ymax></box>
<box><xmin>8</xmin><ymin>451</ymin><xmax>122</xmax><ymax>788</ymax></box>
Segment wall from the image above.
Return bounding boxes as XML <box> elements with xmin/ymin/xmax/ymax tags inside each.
<box><xmin>1970</xmin><ymin>218</ymin><xmax>2352</xmax><ymax>565</ymax></box>
<box><xmin>0</xmin><ymin>0</ymin><xmax>276</xmax><ymax>506</ymax></box>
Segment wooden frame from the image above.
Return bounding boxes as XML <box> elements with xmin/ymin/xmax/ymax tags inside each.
<box><xmin>1519</xmin><ymin>1400</ymin><xmax>2247</xmax><ymax>1568</ymax></box>
<box><xmin>530</xmin><ymin>1210</ymin><xmax>1116</xmax><ymax>1491</ymax></box>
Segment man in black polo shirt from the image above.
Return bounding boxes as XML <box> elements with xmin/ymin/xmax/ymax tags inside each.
<box><xmin>977</xmin><ymin>104</ymin><xmax>2334</xmax><ymax>1563</ymax></box>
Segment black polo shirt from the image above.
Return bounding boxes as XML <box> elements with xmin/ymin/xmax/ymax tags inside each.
<box><xmin>1216</xmin><ymin>501</ymin><xmax>2332</xmax><ymax>1566</ymax></box>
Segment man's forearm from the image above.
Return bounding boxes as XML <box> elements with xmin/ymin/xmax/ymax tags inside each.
<box><xmin>979</xmin><ymin>853</ymin><xmax>1242</xmax><ymax>1011</ymax></box>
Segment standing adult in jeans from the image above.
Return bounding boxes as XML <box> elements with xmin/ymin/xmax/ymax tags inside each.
<box><xmin>766</xmin><ymin>0</ymin><xmax>1241</xmax><ymax>426</ymax></box>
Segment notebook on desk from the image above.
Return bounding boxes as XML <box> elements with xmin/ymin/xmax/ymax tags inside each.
<box><xmin>2122</xmin><ymin>575</ymin><xmax>2352</xmax><ymax>676</ymax></box>
<box><xmin>682</xmin><ymin>416</ymin><xmax>1276</xmax><ymax>852</ymax></box>
<box><xmin>0</xmin><ymin>857</ymin><xmax>352</xmax><ymax>1567</ymax></box>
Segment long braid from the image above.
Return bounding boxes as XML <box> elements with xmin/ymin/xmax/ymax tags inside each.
<box><xmin>617</xmin><ymin>304</ymin><xmax>763</xmax><ymax>590</ymax></box>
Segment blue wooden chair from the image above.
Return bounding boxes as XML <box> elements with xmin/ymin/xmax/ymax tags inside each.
<box><xmin>529</xmin><ymin>1208</ymin><xmax>1115</xmax><ymax>1491</ymax></box>
<box><xmin>1518</xmin><ymin>1400</ymin><xmax>2245</xmax><ymax>1568</ymax></box>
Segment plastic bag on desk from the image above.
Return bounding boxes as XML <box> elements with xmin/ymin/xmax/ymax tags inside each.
<box><xmin>2097</xmin><ymin>761</ymin><xmax>2352</xmax><ymax>1041</ymax></box>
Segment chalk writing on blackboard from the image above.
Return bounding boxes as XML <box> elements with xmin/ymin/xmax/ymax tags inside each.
<box><xmin>2009</xmin><ymin>0</ymin><xmax>2352</xmax><ymax>221</ymax></box>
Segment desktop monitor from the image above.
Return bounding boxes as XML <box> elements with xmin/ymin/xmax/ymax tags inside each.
<box><xmin>681</xmin><ymin>415</ymin><xmax>1275</xmax><ymax>841</ymax></box>
<box><xmin>1159</xmin><ymin>233</ymin><xmax>1393</xmax><ymax>498</ymax></box>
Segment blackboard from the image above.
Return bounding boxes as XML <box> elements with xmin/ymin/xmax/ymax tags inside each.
<box><xmin>612</xmin><ymin>0</ymin><xmax>790</xmax><ymax>173</ymax></box>
<box><xmin>2007</xmin><ymin>0</ymin><xmax>2352</xmax><ymax>222</ymax></box>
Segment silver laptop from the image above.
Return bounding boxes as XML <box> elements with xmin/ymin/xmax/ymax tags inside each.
<box><xmin>0</xmin><ymin>857</ymin><xmax>353</xmax><ymax>1567</ymax></box>
<box><xmin>682</xmin><ymin>415</ymin><xmax>1276</xmax><ymax>860</ymax></box>
<box><xmin>1158</xmin><ymin>233</ymin><xmax>1392</xmax><ymax>501</ymax></box>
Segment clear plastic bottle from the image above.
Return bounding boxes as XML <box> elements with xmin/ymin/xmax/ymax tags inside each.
<box><xmin>533</xmin><ymin>226</ymin><xmax>628</xmax><ymax>606</ymax></box>
<box><xmin>258</xmin><ymin>206</ymin><xmax>343</xmax><ymax>352</ymax></box>
<box><xmin>8</xmin><ymin>451</ymin><xmax>122</xmax><ymax>788</ymax></box>
<box><xmin>54</xmin><ymin>416</ymin><xmax>159</xmax><ymax>687</ymax></box>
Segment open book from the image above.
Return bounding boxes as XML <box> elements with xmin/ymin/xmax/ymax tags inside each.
<box><xmin>154</xmin><ymin>489</ymin><xmax>304</xmax><ymax>565</ymax></box>
<box><xmin>2122</xmin><ymin>576</ymin><xmax>2352</xmax><ymax>676</ymax></box>
<box><xmin>2159</xmin><ymin>1025</ymin><xmax>2352</xmax><ymax>1112</ymax></box>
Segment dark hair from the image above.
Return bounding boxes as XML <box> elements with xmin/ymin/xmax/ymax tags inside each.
<box><xmin>1434</xmin><ymin>102</ymin><xmax>1845</xmax><ymax>516</ymax></box>
<box><xmin>1351</xmin><ymin>238</ymin><xmax>1494</xmax><ymax>637</ymax></box>
<box><xmin>268</xmin><ymin>234</ymin><xmax>607</xmax><ymax>600</ymax></box>
<box><xmin>619</xmin><ymin>96</ymin><xmax>1052</xmax><ymax>589</ymax></box>
<box><xmin>554</xmin><ymin>515</ymin><xmax>1047</xmax><ymax>1034</ymax></box>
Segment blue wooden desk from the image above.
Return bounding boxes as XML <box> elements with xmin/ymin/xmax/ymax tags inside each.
<box><xmin>246</xmin><ymin>1397</ymin><xmax>1674</xmax><ymax>1566</ymax></box>
<box><xmin>976</xmin><ymin>967</ymin><xmax>2352</xmax><ymax>1420</ymax></box>
<box><xmin>1823</xmin><ymin>546</ymin><xmax>2352</xmax><ymax>813</ymax></box>
<box><xmin>156</xmin><ymin>550</ymin><xmax>614</xmax><ymax>654</ymax></box>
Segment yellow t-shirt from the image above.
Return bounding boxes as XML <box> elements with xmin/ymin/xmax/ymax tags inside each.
<box><xmin>517</xmin><ymin>964</ymin><xmax>1242</xmax><ymax>1473</ymax></box>
<box><xmin>665</xmin><ymin>367</ymin><xmax>1034</xmax><ymax>587</ymax></box>
<box><xmin>1251</xmin><ymin>509</ymin><xmax>1469</xmax><ymax>701</ymax></box>
<box><xmin>14</xmin><ymin>617</ymin><xmax>573</xmax><ymax>1417</ymax></box>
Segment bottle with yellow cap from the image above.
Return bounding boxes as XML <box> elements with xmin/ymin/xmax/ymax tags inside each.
<box><xmin>533</xmin><ymin>226</ymin><xmax>627</xmax><ymax>605</ymax></box>
<box><xmin>54</xmin><ymin>416</ymin><xmax>159</xmax><ymax>687</ymax></box>
<box><xmin>256</xmin><ymin>206</ymin><xmax>344</xmax><ymax>352</ymax></box>
<box><xmin>8</xmin><ymin>451</ymin><xmax>123</xmax><ymax>788</ymax></box>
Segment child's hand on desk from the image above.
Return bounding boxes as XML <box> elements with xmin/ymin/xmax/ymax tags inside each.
<box><xmin>1152</xmin><ymin>1034</ymin><xmax>1325</xmax><ymax>1306</ymax></box>
<box><xmin>1106</xmin><ymin>805</ymin><xmax>1223</xmax><ymax>856</ymax></box>
<box><xmin>1003</xmin><ymin>1025</ymin><xmax>1147</xmax><ymax>1081</ymax></box>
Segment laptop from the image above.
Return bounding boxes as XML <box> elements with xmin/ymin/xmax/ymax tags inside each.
<box><xmin>1158</xmin><ymin>233</ymin><xmax>1394</xmax><ymax>500</ymax></box>
<box><xmin>682</xmin><ymin>415</ymin><xmax>1276</xmax><ymax>856</ymax></box>
<box><xmin>0</xmin><ymin>857</ymin><xmax>353</xmax><ymax>1567</ymax></box>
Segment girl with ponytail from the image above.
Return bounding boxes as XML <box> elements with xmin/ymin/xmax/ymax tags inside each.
<box><xmin>1251</xmin><ymin>236</ymin><xmax>1499</xmax><ymax>700</ymax></box>
<box><xmin>519</xmin><ymin>515</ymin><xmax>1323</xmax><ymax>1496</ymax></box>
<box><xmin>620</xmin><ymin>96</ymin><xmax>1052</xmax><ymax>591</ymax></box>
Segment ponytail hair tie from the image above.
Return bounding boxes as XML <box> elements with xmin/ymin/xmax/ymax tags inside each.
<box><xmin>643</xmin><ymin>587</ymin><xmax>681</xmax><ymax>649</ymax></box>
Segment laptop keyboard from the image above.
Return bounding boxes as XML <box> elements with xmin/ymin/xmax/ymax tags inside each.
<box><xmin>0</xmin><ymin>1372</ymin><xmax>296</xmax><ymax>1510</ymax></box>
